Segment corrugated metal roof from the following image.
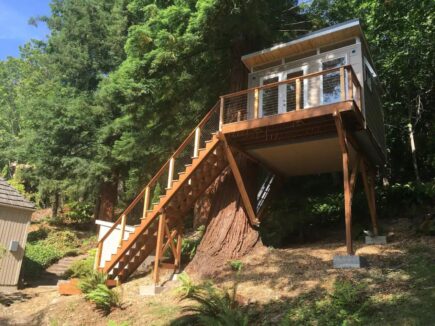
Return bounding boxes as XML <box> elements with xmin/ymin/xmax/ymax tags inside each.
<box><xmin>0</xmin><ymin>177</ymin><xmax>35</xmax><ymax>210</ymax></box>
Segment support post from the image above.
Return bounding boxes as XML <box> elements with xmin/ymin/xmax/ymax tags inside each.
<box><xmin>142</xmin><ymin>186</ymin><xmax>150</xmax><ymax>219</ymax></box>
<box><xmin>346</xmin><ymin>67</ymin><xmax>353</xmax><ymax>100</ymax></box>
<box><xmin>153</xmin><ymin>212</ymin><xmax>166</xmax><ymax>285</ymax></box>
<box><xmin>361</xmin><ymin>162</ymin><xmax>379</xmax><ymax>236</ymax></box>
<box><xmin>193</xmin><ymin>127</ymin><xmax>201</xmax><ymax>158</ymax></box>
<box><xmin>220</xmin><ymin>133</ymin><xmax>259</xmax><ymax>226</ymax></box>
<box><xmin>94</xmin><ymin>241</ymin><xmax>103</xmax><ymax>271</ymax></box>
<box><xmin>167</xmin><ymin>157</ymin><xmax>175</xmax><ymax>189</ymax></box>
<box><xmin>254</xmin><ymin>88</ymin><xmax>259</xmax><ymax>119</ymax></box>
<box><xmin>334</xmin><ymin>111</ymin><xmax>353</xmax><ymax>255</ymax></box>
<box><xmin>219</xmin><ymin>97</ymin><xmax>224</xmax><ymax>131</ymax></box>
<box><xmin>118</xmin><ymin>214</ymin><xmax>126</xmax><ymax>247</ymax></box>
<box><xmin>295</xmin><ymin>78</ymin><xmax>301</xmax><ymax>110</ymax></box>
<box><xmin>340</xmin><ymin>67</ymin><xmax>346</xmax><ymax>101</ymax></box>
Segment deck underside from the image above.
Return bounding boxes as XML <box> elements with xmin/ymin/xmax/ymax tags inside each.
<box><xmin>222</xmin><ymin>101</ymin><xmax>380</xmax><ymax>176</ymax></box>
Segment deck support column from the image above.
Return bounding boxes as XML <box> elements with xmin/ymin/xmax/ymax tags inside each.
<box><xmin>334</xmin><ymin>111</ymin><xmax>354</xmax><ymax>255</ymax></box>
<box><xmin>153</xmin><ymin>211</ymin><xmax>166</xmax><ymax>285</ymax></box>
<box><xmin>219</xmin><ymin>133</ymin><xmax>259</xmax><ymax>226</ymax></box>
<box><xmin>361</xmin><ymin>162</ymin><xmax>379</xmax><ymax>236</ymax></box>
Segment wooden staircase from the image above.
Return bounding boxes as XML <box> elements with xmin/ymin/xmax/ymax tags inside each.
<box><xmin>94</xmin><ymin>100</ymin><xmax>279</xmax><ymax>285</ymax></box>
<box><xmin>94</xmin><ymin>103</ymin><xmax>229</xmax><ymax>283</ymax></box>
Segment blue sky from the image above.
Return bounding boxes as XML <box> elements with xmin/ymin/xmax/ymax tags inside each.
<box><xmin>0</xmin><ymin>0</ymin><xmax>51</xmax><ymax>60</ymax></box>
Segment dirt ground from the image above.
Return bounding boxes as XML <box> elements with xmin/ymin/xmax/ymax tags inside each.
<box><xmin>1</xmin><ymin>218</ymin><xmax>434</xmax><ymax>326</ymax></box>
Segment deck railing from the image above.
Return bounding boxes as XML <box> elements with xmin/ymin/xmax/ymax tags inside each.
<box><xmin>94</xmin><ymin>102</ymin><xmax>220</xmax><ymax>270</ymax></box>
<box><xmin>219</xmin><ymin>65</ymin><xmax>361</xmax><ymax>126</ymax></box>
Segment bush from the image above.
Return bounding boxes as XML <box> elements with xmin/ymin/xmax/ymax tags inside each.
<box><xmin>85</xmin><ymin>284</ymin><xmax>121</xmax><ymax>314</ymax></box>
<box><xmin>64</xmin><ymin>250</ymin><xmax>95</xmax><ymax>278</ymax></box>
<box><xmin>173</xmin><ymin>273</ymin><xmax>249</xmax><ymax>326</ymax></box>
<box><xmin>79</xmin><ymin>271</ymin><xmax>108</xmax><ymax>294</ymax></box>
<box><xmin>181</xmin><ymin>225</ymin><xmax>205</xmax><ymax>260</ymax></box>
<box><xmin>27</xmin><ymin>227</ymin><xmax>49</xmax><ymax>242</ymax></box>
<box><xmin>65</xmin><ymin>201</ymin><xmax>94</xmax><ymax>224</ymax></box>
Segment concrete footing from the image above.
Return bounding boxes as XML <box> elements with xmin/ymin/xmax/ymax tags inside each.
<box><xmin>333</xmin><ymin>255</ymin><xmax>364</xmax><ymax>269</ymax></box>
<box><xmin>139</xmin><ymin>285</ymin><xmax>165</xmax><ymax>296</ymax></box>
<box><xmin>365</xmin><ymin>235</ymin><xmax>387</xmax><ymax>245</ymax></box>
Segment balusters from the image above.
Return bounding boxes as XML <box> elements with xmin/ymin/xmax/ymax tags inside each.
<box><xmin>340</xmin><ymin>67</ymin><xmax>346</xmax><ymax>101</ymax></box>
<box><xmin>167</xmin><ymin>157</ymin><xmax>175</xmax><ymax>189</ymax></box>
<box><xmin>118</xmin><ymin>214</ymin><xmax>126</xmax><ymax>247</ymax></box>
<box><xmin>219</xmin><ymin>97</ymin><xmax>224</xmax><ymax>130</ymax></box>
<box><xmin>94</xmin><ymin>241</ymin><xmax>103</xmax><ymax>270</ymax></box>
<box><xmin>142</xmin><ymin>186</ymin><xmax>150</xmax><ymax>218</ymax></box>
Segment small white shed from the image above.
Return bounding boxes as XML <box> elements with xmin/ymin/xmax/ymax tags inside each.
<box><xmin>0</xmin><ymin>178</ymin><xmax>35</xmax><ymax>291</ymax></box>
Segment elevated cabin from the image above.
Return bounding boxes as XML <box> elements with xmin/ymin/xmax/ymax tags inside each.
<box><xmin>220</xmin><ymin>19</ymin><xmax>385</xmax><ymax>176</ymax></box>
<box><xmin>92</xmin><ymin>20</ymin><xmax>386</xmax><ymax>288</ymax></box>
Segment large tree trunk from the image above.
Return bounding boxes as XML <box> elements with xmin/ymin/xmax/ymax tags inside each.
<box><xmin>187</xmin><ymin>157</ymin><xmax>261</xmax><ymax>277</ymax></box>
<box><xmin>96</xmin><ymin>174</ymin><xmax>119</xmax><ymax>221</ymax></box>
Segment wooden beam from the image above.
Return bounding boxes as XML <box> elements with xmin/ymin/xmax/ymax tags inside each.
<box><xmin>175</xmin><ymin>225</ymin><xmax>183</xmax><ymax>269</ymax></box>
<box><xmin>220</xmin><ymin>133</ymin><xmax>259</xmax><ymax>226</ymax></box>
<box><xmin>361</xmin><ymin>162</ymin><xmax>379</xmax><ymax>236</ymax></box>
<box><xmin>254</xmin><ymin>88</ymin><xmax>259</xmax><ymax>119</ymax></box>
<box><xmin>340</xmin><ymin>67</ymin><xmax>346</xmax><ymax>101</ymax></box>
<box><xmin>153</xmin><ymin>212</ymin><xmax>166</xmax><ymax>285</ymax></box>
<box><xmin>349</xmin><ymin>154</ymin><xmax>361</xmax><ymax>202</ymax></box>
<box><xmin>334</xmin><ymin>112</ymin><xmax>353</xmax><ymax>255</ymax></box>
<box><xmin>222</xmin><ymin>101</ymin><xmax>354</xmax><ymax>134</ymax></box>
<box><xmin>118</xmin><ymin>214</ymin><xmax>126</xmax><ymax>247</ymax></box>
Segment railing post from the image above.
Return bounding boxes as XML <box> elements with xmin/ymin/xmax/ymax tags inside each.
<box><xmin>142</xmin><ymin>186</ymin><xmax>150</xmax><ymax>218</ymax></box>
<box><xmin>118</xmin><ymin>214</ymin><xmax>126</xmax><ymax>247</ymax></box>
<box><xmin>153</xmin><ymin>212</ymin><xmax>166</xmax><ymax>285</ymax></box>
<box><xmin>254</xmin><ymin>88</ymin><xmax>259</xmax><ymax>118</ymax></box>
<box><xmin>94</xmin><ymin>241</ymin><xmax>103</xmax><ymax>270</ymax></box>
<box><xmin>295</xmin><ymin>78</ymin><xmax>301</xmax><ymax>110</ymax></box>
<box><xmin>340</xmin><ymin>67</ymin><xmax>346</xmax><ymax>101</ymax></box>
<box><xmin>219</xmin><ymin>97</ymin><xmax>224</xmax><ymax>131</ymax></box>
<box><xmin>347</xmin><ymin>67</ymin><xmax>353</xmax><ymax>101</ymax></box>
<box><xmin>193</xmin><ymin>127</ymin><xmax>200</xmax><ymax>158</ymax></box>
<box><xmin>167</xmin><ymin>157</ymin><xmax>175</xmax><ymax>189</ymax></box>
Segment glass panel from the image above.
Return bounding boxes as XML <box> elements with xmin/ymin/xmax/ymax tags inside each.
<box><xmin>286</xmin><ymin>71</ymin><xmax>304</xmax><ymax>111</ymax></box>
<box><xmin>322</xmin><ymin>57</ymin><xmax>345</xmax><ymax>104</ymax></box>
<box><xmin>261</xmin><ymin>76</ymin><xmax>279</xmax><ymax>116</ymax></box>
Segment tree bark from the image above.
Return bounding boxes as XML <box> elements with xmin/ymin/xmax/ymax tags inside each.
<box><xmin>187</xmin><ymin>156</ymin><xmax>261</xmax><ymax>277</ymax></box>
<box><xmin>96</xmin><ymin>175</ymin><xmax>119</xmax><ymax>221</ymax></box>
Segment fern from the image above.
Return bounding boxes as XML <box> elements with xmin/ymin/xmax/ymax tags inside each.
<box><xmin>79</xmin><ymin>271</ymin><xmax>107</xmax><ymax>294</ymax></box>
<box><xmin>85</xmin><ymin>284</ymin><xmax>120</xmax><ymax>313</ymax></box>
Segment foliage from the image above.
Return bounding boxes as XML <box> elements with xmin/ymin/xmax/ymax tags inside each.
<box><xmin>78</xmin><ymin>271</ymin><xmax>108</xmax><ymax>294</ymax></box>
<box><xmin>283</xmin><ymin>278</ymin><xmax>370</xmax><ymax>325</ymax></box>
<box><xmin>23</xmin><ymin>229</ymin><xmax>80</xmax><ymax>278</ymax></box>
<box><xmin>64</xmin><ymin>250</ymin><xmax>96</xmax><ymax>278</ymax></box>
<box><xmin>107</xmin><ymin>321</ymin><xmax>129</xmax><ymax>326</ymax></box>
<box><xmin>85</xmin><ymin>284</ymin><xmax>121</xmax><ymax>314</ymax></box>
<box><xmin>64</xmin><ymin>201</ymin><xmax>94</xmax><ymax>224</ymax></box>
<box><xmin>0</xmin><ymin>244</ymin><xmax>6</xmax><ymax>260</ymax></box>
<box><xmin>174</xmin><ymin>274</ymin><xmax>249</xmax><ymax>326</ymax></box>
<box><xmin>229</xmin><ymin>260</ymin><xmax>243</xmax><ymax>273</ymax></box>
<box><xmin>181</xmin><ymin>225</ymin><xmax>205</xmax><ymax>260</ymax></box>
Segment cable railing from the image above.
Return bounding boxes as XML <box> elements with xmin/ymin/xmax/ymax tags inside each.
<box><xmin>94</xmin><ymin>101</ymin><xmax>221</xmax><ymax>270</ymax></box>
<box><xmin>219</xmin><ymin>65</ymin><xmax>361</xmax><ymax>125</ymax></box>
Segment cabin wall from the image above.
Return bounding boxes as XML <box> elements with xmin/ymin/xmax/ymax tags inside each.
<box><xmin>0</xmin><ymin>205</ymin><xmax>31</xmax><ymax>289</ymax></box>
<box><xmin>361</xmin><ymin>48</ymin><xmax>386</xmax><ymax>156</ymax></box>
<box><xmin>247</xmin><ymin>42</ymin><xmax>364</xmax><ymax>118</ymax></box>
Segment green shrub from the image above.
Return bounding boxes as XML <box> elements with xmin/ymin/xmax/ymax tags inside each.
<box><xmin>64</xmin><ymin>251</ymin><xmax>95</xmax><ymax>278</ymax></box>
<box><xmin>44</xmin><ymin>230</ymin><xmax>80</xmax><ymax>256</ymax></box>
<box><xmin>79</xmin><ymin>271</ymin><xmax>108</xmax><ymax>294</ymax></box>
<box><xmin>65</xmin><ymin>201</ymin><xmax>94</xmax><ymax>224</ymax></box>
<box><xmin>173</xmin><ymin>273</ymin><xmax>249</xmax><ymax>325</ymax></box>
<box><xmin>181</xmin><ymin>225</ymin><xmax>205</xmax><ymax>260</ymax></box>
<box><xmin>229</xmin><ymin>260</ymin><xmax>243</xmax><ymax>273</ymax></box>
<box><xmin>27</xmin><ymin>227</ymin><xmax>49</xmax><ymax>242</ymax></box>
<box><xmin>85</xmin><ymin>284</ymin><xmax>121</xmax><ymax>314</ymax></box>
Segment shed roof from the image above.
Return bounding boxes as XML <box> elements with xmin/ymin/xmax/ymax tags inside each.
<box><xmin>0</xmin><ymin>178</ymin><xmax>35</xmax><ymax>211</ymax></box>
<box><xmin>241</xmin><ymin>19</ymin><xmax>367</xmax><ymax>70</ymax></box>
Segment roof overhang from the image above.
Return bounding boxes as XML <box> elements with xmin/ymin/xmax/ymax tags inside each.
<box><xmin>242</xmin><ymin>19</ymin><xmax>365</xmax><ymax>70</ymax></box>
<box><xmin>0</xmin><ymin>202</ymin><xmax>35</xmax><ymax>213</ymax></box>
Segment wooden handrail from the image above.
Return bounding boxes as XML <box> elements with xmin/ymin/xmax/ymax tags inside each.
<box><xmin>221</xmin><ymin>65</ymin><xmax>358</xmax><ymax>99</ymax></box>
<box><xmin>96</xmin><ymin>101</ymin><xmax>220</xmax><ymax>262</ymax></box>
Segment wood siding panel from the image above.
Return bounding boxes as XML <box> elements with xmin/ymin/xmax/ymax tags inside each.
<box><xmin>0</xmin><ymin>206</ymin><xmax>31</xmax><ymax>287</ymax></box>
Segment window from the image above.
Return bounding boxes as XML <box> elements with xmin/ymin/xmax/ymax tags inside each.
<box><xmin>261</xmin><ymin>76</ymin><xmax>279</xmax><ymax>116</ymax></box>
<box><xmin>322</xmin><ymin>57</ymin><xmax>346</xmax><ymax>104</ymax></box>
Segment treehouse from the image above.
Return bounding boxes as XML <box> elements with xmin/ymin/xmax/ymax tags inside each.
<box><xmin>93</xmin><ymin>19</ymin><xmax>385</xmax><ymax>287</ymax></box>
